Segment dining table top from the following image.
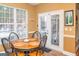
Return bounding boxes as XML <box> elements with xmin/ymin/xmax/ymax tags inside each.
<box><xmin>11</xmin><ymin>38</ymin><xmax>40</xmax><ymax>51</ymax></box>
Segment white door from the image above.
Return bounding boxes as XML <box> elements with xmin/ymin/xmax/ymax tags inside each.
<box><xmin>46</xmin><ymin>10</ymin><xmax>64</xmax><ymax>51</ymax></box>
<box><xmin>38</xmin><ymin>10</ymin><xmax>64</xmax><ymax>51</ymax></box>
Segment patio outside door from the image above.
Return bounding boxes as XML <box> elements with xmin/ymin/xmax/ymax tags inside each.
<box><xmin>38</xmin><ymin>10</ymin><xmax>64</xmax><ymax>51</ymax></box>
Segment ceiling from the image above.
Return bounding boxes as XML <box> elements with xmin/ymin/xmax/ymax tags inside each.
<box><xmin>28</xmin><ymin>3</ymin><xmax>40</xmax><ymax>6</ymax></box>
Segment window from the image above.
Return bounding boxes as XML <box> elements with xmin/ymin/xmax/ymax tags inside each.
<box><xmin>0</xmin><ymin>5</ymin><xmax>28</xmax><ymax>39</ymax></box>
<box><xmin>16</xmin><ymin>9</ymin><xmax>27</xmax><ymax>38</ymax></box>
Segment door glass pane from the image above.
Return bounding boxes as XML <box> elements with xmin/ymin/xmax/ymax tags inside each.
<box><xmin>40</xmin><ymin>16</ymin><xmax>46</xmax><ymax>31</ymax></box>
<box><xmin>40</xmin><ymin>16</ymin><xmax>47</xmax><ymax>37</ymax></box>
<box><xmin>51</xmin><ymin>15</ymin><xmax>59</xmax><ymax>46</ymax></box>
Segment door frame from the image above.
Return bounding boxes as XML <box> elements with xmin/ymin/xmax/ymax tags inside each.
<box><xmin>38</xmin><ymin>10</ymin><xmax>64</xmax><ymax>52</ymax></box>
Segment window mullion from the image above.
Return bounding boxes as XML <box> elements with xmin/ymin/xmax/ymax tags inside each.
<box><xmin>14</xmin><ymin>8</ymin><xmax>17</xmax><ymax>32</ymax></box>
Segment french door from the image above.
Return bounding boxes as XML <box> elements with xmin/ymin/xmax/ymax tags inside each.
<box><xmin>38</xmin><ymin>14</ymin><xmax>48</xmax><ymax>38</ymax></box>
<box><xmin>38</xmin><ymin>10</ymin><xmax>64</xmax><ymax>51</ymax></box>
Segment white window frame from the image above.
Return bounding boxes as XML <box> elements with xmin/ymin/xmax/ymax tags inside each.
<box><xmin>0</xmin><ymin>4</ymin><xmax>28</xmax><ymax>39</ymax></box>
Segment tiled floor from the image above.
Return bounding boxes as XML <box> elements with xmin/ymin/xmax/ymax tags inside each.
<box><xmin>0</xmin><ymin>53</ymin><xmax>7</xmax><ymax>56</ymax></box>
<box><xmin>0</xmin><ymin>50</ymin><xmax>65</xmax><ymax>56</ymax></box>
<box><xmin>43</xmin><ymin>50</ymin><xmax>65</xmax><ymax>56</ymax></box>
<box><xmin>0</xmin><ymin>48</ymin><xmax>65</xmax><ymax>56</ymax></box>
<box><xmin>0</xmin><ymin>47</ymin><xmax>51</xmax><ymax>56</ymax></box>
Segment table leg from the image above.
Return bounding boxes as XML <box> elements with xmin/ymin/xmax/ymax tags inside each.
<box><xmin>24</xmin><ymin>51</ymin><xmax>29</xmax><ymax>56</ymax></box>
<box><xmin>15</xmin><ymin>50</ymin><xmax>18</xmax><ymax>56</ymax></box>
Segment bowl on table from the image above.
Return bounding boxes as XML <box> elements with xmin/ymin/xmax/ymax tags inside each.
<box><xmin>23</xmin><ymin>39</ymin><xmax>29</xmax><ymax>43</ymax></box>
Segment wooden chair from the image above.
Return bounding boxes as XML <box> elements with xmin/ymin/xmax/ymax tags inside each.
<box><xmin>32</xmin><ymin>31</ymin><xmax>41</xmax><ymax>40</ymax></box>
<box><xmin>1</xmin><ymin>38</ymin><xmax>16</xmax><ymax>56</ymax></box>
<box><xmin>8</xmin><ymin>32</ymin><xmax>19</xmax><ymax>41</ymax></box>
<box><xmin>36</xmin><ymin>35</ymin><xmax>47</xmax><ymax>56</ymax></box>
<box><xmin>1</xmin><ymin>38</ymin><xmax>25</xmax><ymax>56</ymax></box>
<box><xmin>29</xmin><ymin>35</ymin><xmax>47</xmax><ymax>56</ymax></box>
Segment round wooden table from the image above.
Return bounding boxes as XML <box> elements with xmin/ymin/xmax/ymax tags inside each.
<box><xmin>11</xmin><ymin>38</ymin><xmax>40</xmax><ymax>56</ymax></box>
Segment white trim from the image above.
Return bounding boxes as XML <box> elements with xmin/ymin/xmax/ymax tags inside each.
<box><xmin>0</xmin><ymin>3</ymin><xmax>26</xmax><ymax>11</ymax></box>
<box><xmin>63</xmin><ymin>51</ymin><xmax>76</xmax><ymax>56</ymax></box>
<box><xmin>0</xmin><ymin>51</ymin><xmax>5</xmax><ymax>53</ymax></box>
<box><xmin>45</xmin><ymin>10</ymin><xmax>64</xmax><ymax>52</ymax></box>
<box><xmin>26</xmin><ymin>10</ymin><xmax>28</xmax><ymax>38</ymax></box>
<box><xmin>14</xmin><ymin>8</ymin><xmax>16</xmax><ymax>32</ymax></box>
<box><xmin>64</xmin><ymin>35</ymin><xmax>75</xmax><ymax>38</ymax></box>
<box><xmin>28</xmin><ymin>31</ymin><xmax>35</xmax><ymax>33</ymax></box>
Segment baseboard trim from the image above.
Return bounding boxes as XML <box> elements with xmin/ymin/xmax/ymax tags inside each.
<box><xmin>0</xmin><ymin>51</ymin><xmax>5</xmax><ymax>53</ymax></box>
<box><xmin>63</xmin><ymin>51</ymin><xmax>76</xmax><ymax>56</ymax></box>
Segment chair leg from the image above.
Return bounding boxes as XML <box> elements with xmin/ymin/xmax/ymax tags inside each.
<box><xmin>40</xmin><ymin>50</ymin><xmax>44</xmax><ymax>56</ymax></box>
<box><xmin>15</xmin><ymin>50</ymin><xmax>18</xmax><ymax>56</ymax></box>
<box><xmin>36</xmin><ymin>50</ymin><xmax>39</xmax><ymax>56</ymax></box>
<box><xmin>24</xmin><ymin>51</ymin><xmax>29</xmax><ymax>56</ymax></box>
<box><xmin>37</xmin><ymin>50</ymin><xmax>43</xmax><ymax>56</ymax></box>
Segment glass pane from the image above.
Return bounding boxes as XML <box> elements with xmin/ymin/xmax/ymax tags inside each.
<box><xmin>40</xmin><ymin>16</ymin><xmax>47</xmax><ymax>38</ymax></box>
<box><xmin>0</xmin><ymin>6</ymin><xmax>3</xmax><ymax>10</ymax></box>
<box><xmin>40</xmin><ymin>16</ymin><xmax>46</xmax><ymax>31</ymax></box>
<box><xmin>0</xmin><ymin>24</ymin><xmax>14</xmax><ymax>32</ymax></box>
<box><xmin>16</xmin><ymin>9</ymin><xmax>26</xmax><ymax>23</ymax></box>
<box><xmin>0</xmin><ymin>5</ymin><xmax>14</xmax><ymax>37</ymax></box>
<box><xmin>0</xmin><ymin>5</ymin><xmax>14</xmax><ymax>23</ymax></box>
<box><xmin>51</xmin><ymin>15</ymin><xmax>59</xmax><ymax>46</ymax></box>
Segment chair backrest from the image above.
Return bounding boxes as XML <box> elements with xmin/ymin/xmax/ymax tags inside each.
<box><xmin>39</xmin><ymin>35</ymin><xmax>47</xmax><ymax>48</ymax></box>
<box><xmin>8</xmin><ymin>32</ymin><xmax>19</xmax><ymax>41</ymax></box>
<box><xmin>1</xmin><ymin>38</ymin><xmax>13</xmax><ymax>55</ymax></box>
<box><xmin>32</xmin><ymin>31</ymin><xmax>41</xmax><ymax>40</ymax></box>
